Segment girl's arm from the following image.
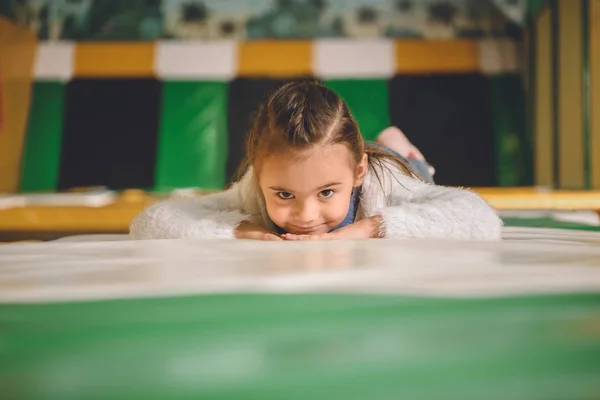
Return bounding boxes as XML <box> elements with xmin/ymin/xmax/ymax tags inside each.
<box><xmin>129</xmin><ymin>185</ymin><xmax>250</xmax><ymax>240</ymax></box>
<box><xmin>366</xmin><ymin>167</ymin><xmax>503</xmax><ymax>241</ymax></box>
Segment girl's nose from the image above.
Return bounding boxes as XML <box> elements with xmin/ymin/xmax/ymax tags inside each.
<box><xmin>293</xmin><ymin>200</ymin><xmax>319</xmax><ymax>224</ymax></box>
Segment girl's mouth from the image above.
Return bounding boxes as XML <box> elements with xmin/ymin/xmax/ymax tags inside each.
<box><xmin>290</xmin><ymin>224</ymin><xmax>322</xmax><ymax>234</ymax></box>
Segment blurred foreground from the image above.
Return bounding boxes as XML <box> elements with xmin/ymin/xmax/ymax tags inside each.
<box><xmin>1</xmin><ymin>228</ymin><xmax>599</xmax><ymax>399</ymax></box>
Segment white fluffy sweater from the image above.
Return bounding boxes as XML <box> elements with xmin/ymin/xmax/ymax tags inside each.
<box><xmin>130</xmin><ymin>163</ymin><xmax>503</xmax><ymax>241</ymax></box>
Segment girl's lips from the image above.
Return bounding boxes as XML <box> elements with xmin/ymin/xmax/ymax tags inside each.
<box><xmin>290</xmin><ymin>224</ymin><xmax>322</xmax><ymax>234</ymax></box>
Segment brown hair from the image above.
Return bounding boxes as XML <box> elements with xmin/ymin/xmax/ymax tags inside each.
<box><xmin>238</xmin><ymin>79</ymin><xmax>418</xmax><ymax>185</ymax></box>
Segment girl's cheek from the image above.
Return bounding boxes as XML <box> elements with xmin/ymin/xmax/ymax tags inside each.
<box><xmin>326</xmin><ymin>199</ymin><xmax>348</xmax><ymax>222</ymax></box>
<box><xmin>267</xmin><ymin>203</ymin><xmax>290</xmax><ymax>222</ymax></box>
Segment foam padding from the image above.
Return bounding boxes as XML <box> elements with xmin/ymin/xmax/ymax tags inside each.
<box><xmin>534</xmin><ymin>6</ymin><xmax>555</xmax><ymax>187</ymax></box>
<box><xmin>155</xmin><ymin>42</ymin><xmax>237</xmax><ymax>80</ymax></box>
<box><xmin>313</xmin><ymin>39</ymin><xmax>394</xmax><ymax>78</ymax></box>
<box><xmin>0</xmin><ymin>17</ymin><xmax>37</xmax><ymax>192</ymax></box>
<box><xmin>155</xmin><ymin>81</ymin><xmax>229</xmax><ymax>191</ymax></box>
<box><xmin>478</xmin><ymin>39</ymin><xmax>520</xmax><ymax>75</ymax></box>
<box><xmin>237</xmin><ymin>41</ymin><xmax>312</xmax><ymax>77</ymax></box>
<box><xmin>20</xmin><ymin>82</ymin><xmax>65</xmax><ymax>192</ymax></box>
<box><xmin>59</xmin><ymin>78</ymin><xmax>161</xmax><ymax>190</ymax></box>
<box><xmin>73</xmin><ymin>42</ymin><xmax>155</xmax><ymax>78</ymax></box>
<box><xmin>1</xmin><ymin>292</ymin><xmax>599</xmax><ymax>399</ymax></box>
<box><xmin>388</xmin><ymin>74</ymin><xmax>495</xmax><ymax>187</ymax></box>
<box><xmin>558</xmin><ymin>0</ymin><xmax>585</xmax><ymax>189</ymax></box>
<box><xmin>476</xmin><ymin>187</ymin><xmax>600</xmax><ymax>210</ymax></box>
<box><xmin>325</xmin><ymin>79</ymin><xmax>390</xmax><ymax>141</ymax></box>
<box><xmin>590</xmin><ymin>0</ymin><xmax>600</xmax><ymax>189</ymax></box>
<box><xmin>395</xmin><ymin>39</ymin><xmax>479</xmax><ymax>74</ymax></box>
<box><xmin>1</xmin><ymin>189</ymin><xmax>600</xmax><ymax>235</ymax></box>
<box><xmin>1</xmin><ymin>236</ymin><xmax>599</xmax><ymax>398</ymax></box>
<box><xmin>34</xmin><ymin>42</ymin><xmax>74</xmax><ymax>81</ymax></box>
<box><xmin>489</xmin><ymin>75</ymin><xmax>529</xmax><ymax>187</ymax></box>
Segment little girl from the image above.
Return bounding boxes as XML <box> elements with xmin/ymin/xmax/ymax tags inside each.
<box><xmin>130</xmin><ymin>80</ymin><xmax>502</xmax><ymax>241</ymax></box>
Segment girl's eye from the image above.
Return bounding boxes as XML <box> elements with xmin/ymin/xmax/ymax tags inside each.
<box><xmin>277</xmin><ymin>192</ymin><xmax>294</xmax><ymax>200</ymax></box>
<box><xmin>319</xmin><ymin>189</ymin><xmax>334</xmax><ymax>198</ymax></box>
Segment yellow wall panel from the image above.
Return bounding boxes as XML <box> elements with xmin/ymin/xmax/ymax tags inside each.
<box><xmin>0</xmin><ymin>17</ymin><xmax>36</xmax><ymax>193</ymax></box>
<box><xmin>74</xmin><ymin>42</ymin><xmax>155</xmax><ymax>77</ymax></box>
<box><xmin>558</xmin><ymin>0</ymin><xmax>585</xmax><ymax>189</ymax></box>
<box><xmin>591</xmin><ymin>0</ymin><xmax>600</xmax><ymax>188</ymax></box>
<box><xmin>237</xmin><ymin>41</ymin><xmax>312</xmax><ymax>77</ymax></box>
<box><xmin>395</xmin><ymin>39</ymin><xmax>479</xmax><ymax>74</ymax></box>
<box><xmin>534</xmin><ymin>8</ymin><xmax>555</xmax><ymax>187</ymax></box>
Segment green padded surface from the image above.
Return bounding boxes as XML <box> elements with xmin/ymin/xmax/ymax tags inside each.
<box><xmin>20</xmin><ymin>82</ymin><xmax>65</xmax><ymax>192</ymax></box>
<box><xmin>155</xmin><ymin>81</ymin><xmax>229</xmax><ymax>191</ymax></box>
<box><xmin>1</xmin><ymin>293</ymin><xmax>599</xmax><ymax>399</ymax></box>
<box><xmin>325</xmin><ymin>79</ymin><xmax>390</xmax><ymax>141</ymax></box>
<box><xmin>503</xmin><ymin>217</ymin><xmax>600</xmax><ymax>232</ymax></box>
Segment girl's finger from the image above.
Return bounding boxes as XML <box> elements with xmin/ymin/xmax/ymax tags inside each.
<box><xmin>264</xmin><ymin>233</ymin><xmax>283</xmax><ymax>241</ymax></box>
<box><xmin>282</xmin><ymin>234</ymin><xmax>306</xmax><ymax>240</ymax></box>
<box><xmin>283</xmin><ymin>233</ymin><xmax>332</xmax><ymax>241</ymax></box>
<box><xmin>308</xmin><ymin>234</ymin><xmax>331</xmax><ymax>241</ymax></box>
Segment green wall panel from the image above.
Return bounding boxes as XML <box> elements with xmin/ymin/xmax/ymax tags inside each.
<box><xmin>325</xmin><ymin>79</ymin><xmax>390</xmax><ymax>141</ymax></box>
<box><xmin>155</xmin><ymin>81</ymin><xmax>229</xmax><ymax>191</ymax></box>
<box><xmin>528</xmin><ymin>0</ymin><xmax>552</xmax><ymax>20</ymax></box>
<box><xmin>490</xmin><ymin>75</ymin><xmax>531</xmax><ymax>186</ymax></box>
<box><xmin>20</xmin><ymin>82</ymin><xmax>65</xmax><ymax>192</ymax></box>
<box><xmin>17</xmin><ymin>77</ymin><xmax>530</xmax><ymax>192</ymax></box>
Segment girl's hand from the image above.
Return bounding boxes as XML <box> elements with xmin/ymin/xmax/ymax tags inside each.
<box><xmin>235</xmin><ymin>221</ymin><xmax>283</xmax><ymax>241</ymax></box>
<box><xmin>282</xmin><ymin>217</ymin><xmax>382</xmax><ymax>241</ymax></box>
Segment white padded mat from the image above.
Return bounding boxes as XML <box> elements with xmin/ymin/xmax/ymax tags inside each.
<box><xmin>1</xmin><ymin>227</ymin><xmax>599</xmax><ymax>303</ymax></box>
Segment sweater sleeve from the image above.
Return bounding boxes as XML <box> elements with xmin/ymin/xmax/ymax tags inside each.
<box><xmin>367</xmin><ymin>168</ymin><xmax>503</xmax><ymax>241</ymax></box>
<box><xmin>129</xmin><ymin>184</ymin><xmax>250</xmax><ymax>240</ymax></box>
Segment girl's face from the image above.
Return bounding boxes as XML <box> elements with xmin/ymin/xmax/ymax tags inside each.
<box><xmin>258</xmin><ymin>144</ymin><xmax>368</xmax><ymax>235</ymax></box>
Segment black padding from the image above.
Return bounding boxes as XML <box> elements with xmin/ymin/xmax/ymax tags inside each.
<box><xmin>388</xmin><ymin>74</ymin><xmax>496</xmax><ymax>187</ymax></box>
<box><xmin>59</xmin><ymin>78</ymin><xmax>161</xmax><ymax>190</ymax></box>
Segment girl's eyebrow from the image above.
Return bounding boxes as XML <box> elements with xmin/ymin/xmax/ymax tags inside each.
<box><xmin>317</xmin><ymin>182</ymin><xmax>342</xmax><ymax>190</ymax></box>
<box><xmin>268</xmin><ymin>182</ymin><xmax>341</xmax><ymax>192</ymax></box>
